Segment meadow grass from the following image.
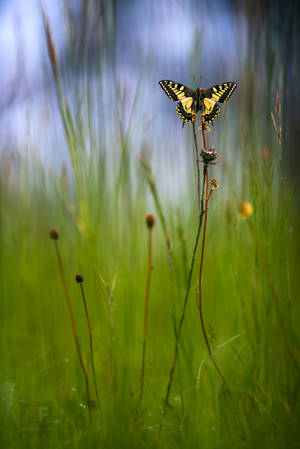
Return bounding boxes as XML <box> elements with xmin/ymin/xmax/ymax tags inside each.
<box><xmin>1</xmin><ymin>3</ymin><xmax>300</xmax><ymax>448</ymax></box>
<box><xmin>1</xmin><ymin>98</ymin><xmax>299</xmax><ymax>448</ymax></box>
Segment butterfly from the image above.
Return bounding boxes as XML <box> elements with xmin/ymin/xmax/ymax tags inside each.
<box><xmin>159</xmin><ymin>80</ymin><xmax>237</xmax><ymax>126</ymax></box>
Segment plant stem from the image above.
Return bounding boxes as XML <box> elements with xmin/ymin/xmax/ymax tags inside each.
<box><xmin>197</xmin><ymin>120</ymin><xmax>231</xmax><ymax>398</ymax></box>
<box><xmin>96</xmin><ymin>269</ymin><xmax>116</xmax><ymax>392</ymax></box>
<box><xmin>79</xmin><ymin>282</ymin><xmax>102</xmax><ymax>412</ymax></box>
<box><xmin>136</xmin><ymin>227</ymin><xmax>154</xmax><ymax>414</ymax></box>
<box><xmin>107</xmin><ymin>288</ymin><xmax>115</xmax><ymax>386</ymax></box>
<box><xmin>160</xmin><ymin>125</ymin><xmax>206</xmax><ymax>429</ymax></box>
<box><xmin>198</xmin><ymin>165</ymin><xmax>208</xmax><ymax>311</ymax></box>
<box><xmin>139</xmin><ymin>156</ymin><xmax>185</xmax><ymax>408</ymax></box>
<box><xmin>53</xmin><ymin>240</ymin><xmax>92</xmax><ymax>421</ymax></box>
<box><xmin>201</xmin><ymin>120</ymin><xmax>207</xmax><ymax>151</ymax></box>
<box><xmin>192</xmin><ymin>122</ymin><xmax>201</xmax><ymax>211</ymax></box>
<box><xmin>139</xmin><ymin>157</ymin><xmax>175</xmax><ymax>320</ymax></box>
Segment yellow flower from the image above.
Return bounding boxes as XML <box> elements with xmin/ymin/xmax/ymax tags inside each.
<box><xmin>239</xmin><ymin>202</ymin><xmax>253</xmax><ymax>219</ymax></box>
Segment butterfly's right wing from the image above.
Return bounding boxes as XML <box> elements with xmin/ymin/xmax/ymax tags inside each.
<box><xmin>176</xmin><ymin>97</ymin><xmax>196</xmax><ymax>123</ymax></box>
<box><xmin>159</xmin><ymin>80</ymin><xmax>195</xmax><ymax>101</ymax></box>
<box><xmin>159</xmin><ymin>80</ymin><xmax>196</xmax><ymax>123</ymax></box>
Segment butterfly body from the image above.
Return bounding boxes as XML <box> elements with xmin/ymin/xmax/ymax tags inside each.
<box><xmin>159</xmin><ymin>80</ymin><xmax>237</xmax><ymax>125</ymax></box>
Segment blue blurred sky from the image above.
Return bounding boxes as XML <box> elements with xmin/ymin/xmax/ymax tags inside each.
<box><xmin>0</xmin><ymin>0</ymin><xmax>299</xmax><ymax>191</ymax></box>
<box><xmin>0</xmin><ymin>0</ymin><xmax>243</xmax><ymax>159</ymax></box>
<box><xmin>0</xmin><ymin>0</ymin><xmax>244</xmax><ymax>86</ymax></box>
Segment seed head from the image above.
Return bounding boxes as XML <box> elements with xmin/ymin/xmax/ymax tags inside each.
<box><xmin>209</xmin><ymin>178</ymin><xmax>219</xmax><ymax>190</ymax></box>
<box><xmin>239</xmin><ymin>202</ymin><xmax>253</xmax><ymax>219</ymax></box>
<box><xmin>200</xmin><ymin>147</ymin><xmax>218</xmax><ymax>165</ymax></box>
<box><xmin>75</xmin><ymin>274</ymin><xmax>84</xmax><ymax>283</ymax></box>
<box><xmin>49</xmin><ymin>228</ymin><xmax>59</xmax><ymax>240</ymax></box>
<box><xmin>145</xmin><ymin>213</ymin><xmax>155</xmax><ymax>229</ymax></box>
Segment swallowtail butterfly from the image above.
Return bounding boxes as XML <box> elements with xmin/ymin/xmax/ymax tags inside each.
<box><xmin>159</xmin><ymin>80</ymin><xmax>237</xmax><ymax>125</ymax></box>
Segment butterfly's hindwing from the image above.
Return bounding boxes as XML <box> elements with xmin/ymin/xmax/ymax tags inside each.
<box><xmin>204</xmin><ymin>82</ymin><xmax>237</xmax><ymax>104</ymax></box>
<box><xmin>159</xmin><ymin>80</ymin><xmax>195</xmax><ymax>102</ymax></box>
<box><xmin>176</xmin><ymin>97</ymin><xmax>195</xmax><ymax>122</ymax></box>
<box><xmin>202</xmin><ymin>98</ymin><xmax>220</xmax><ymax>124</ymax></box>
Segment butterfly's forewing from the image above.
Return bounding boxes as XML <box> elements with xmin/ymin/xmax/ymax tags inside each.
<box><xmin>204</xmin><ymin>82</ymin><xmax>237</xmax><ymax>104</ymax></box>
<box><xmin>159</xmin><ymin>80</ymin><xmax>195</xmax><ymax>102</ymax></box>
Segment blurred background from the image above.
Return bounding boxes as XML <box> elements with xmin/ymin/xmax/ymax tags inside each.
<box><xmin>1</xmin><ymin>0</ymin><xmax>299</xmax><ymax>198</ymax></box>
<box><xmin>1</xmin><ymin>1</ymin><xmax>300</xmax><ymax>447</ymax></box>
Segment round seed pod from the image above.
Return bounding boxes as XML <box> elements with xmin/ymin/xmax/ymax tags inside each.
<box><xmin>145</xmin><ymin>213</ymin><xmax>155</xmax><ymax>229</ymax></box>
<box><xmin>49</xmin><ymin>228</ymin><xmax>59</xmax><ymax>240</ymax></box>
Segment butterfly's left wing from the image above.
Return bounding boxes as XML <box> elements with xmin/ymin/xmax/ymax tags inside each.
<box><xmin>202</xmin><ymin>98</ymin><xmax>220</xmax><ymax>124</ymax></box>
<box><xmin>202</xmin><ymin>82</ymin><xmax>237</xmax><ymax>124</ymax></box>
<box><xmin>203</xmin><ymin>82</ymin><xmax>237</xmax><ymax>104</ymax></box>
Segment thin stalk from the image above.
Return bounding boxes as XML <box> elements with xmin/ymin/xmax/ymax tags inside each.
<box><xmin>197</xmin><ymin>119</ymin><xmax>231</xmax><ymax>398</ymax></box>
<box><xmin>176</xmin><ymin>208</ymin><xmax>189</xmax><ymax>285</ymax></box>
<box><xmin>201</xmin><ymin>120</ymin><xmax>207</xmax><ymax>151</ymax></box>
<box><xmin>42</xmin><ymin>9</ymin><xmax>79</xmax><ymax>182</ymax></box>
<box><xmin>139</xmin><ymin>157</ymin><xmax>174</xmax><ymax>296</ymax></box>
<box><xmin>198</xmin><ymin>166</ymin><xmax>208</xmax><ymax>310</ymax></box>
<box><xmin>139</xmin><ymin>156</ymin><xmax>185</xmax><ymax>406</ymax></box>
<box><xmin>79</xmin><ymin>281</ymin><xmax>102</xmax><ymax>411</ymax></box>
<box><xmin>271</xmin><ymin>88</ymin><xmax>283</xmax><ymax>181</ymax></box>
<box><xmin>136</xmin><ymin>226</ymin><xmax>154</xmax><ymax>414</ymax></box>
<box><xmin>53</xmin><ymin>240</ymin><xmax>92</xmax><ymax>421</ymax></box>
<box><xmin>107</xmin><ymin>287</ymin><xmax>115</xmax><ymax>383</ymax></box>
<box><xmin>197</xmin><ymin>166</ymin><xmax>232</xmax><ymax>398</ymax></box>
<box><xmin>160</xmin><ymin>125</ymin><xmax>206</xmax><ymax>429</ymax></box>
<box><xmin>192</xmin><ymin>122</ymin><xmax>201</xmax><ymax>211</ymax></box>
<box><xmin>96</xmin><ymin>269</ymin><xmax>116</xmax><ymax>391</ymax></box>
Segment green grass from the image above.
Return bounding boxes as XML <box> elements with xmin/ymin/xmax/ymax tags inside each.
<box><xmin>1</xmin><ymin>3</ymin><xmax>300</xmax><ymax>448</ymax></box>
<box><xmin>1</xmin><ymin>105</ymin><xmax>299</xmax><ymax>448</ymax></box>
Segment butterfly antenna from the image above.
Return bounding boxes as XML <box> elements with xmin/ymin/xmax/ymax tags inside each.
<box><xmin>198</xmin><ymin>73</ymin><xmax>203</xmax><ymax>87</ymax></box>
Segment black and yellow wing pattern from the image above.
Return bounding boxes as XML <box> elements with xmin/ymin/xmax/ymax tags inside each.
<box><xmin>203</xmin><ymin>82</ymin><xmax>237</xmax><ymax>104</ymax></box>
<box><xmin>202</xmin><ymin>99</ymin><xmax>221</xmax><ymax>124</ymax></box>
<box><xmin>159</xmin><ymin>80</ymin><xmax>196</xmax><ymax>123</ymax></box>
<box><xmin>176</xmin><ymin>98</ymin><xmax>195</xmax><ymax>122</ymax></box>
<box><xmin>159</xmin><ymin>80</ymin><xmax>237</xmax><ymax>125</ymax></box>
<box><xmin>202</xmin><ymin>82</ymin><xmax>237</xmax><ymax>123</ymax></box>
<box><xmin>158</xmin><ymin>80</ymin><xmax>195</xmax><ymax>102</ymax></box>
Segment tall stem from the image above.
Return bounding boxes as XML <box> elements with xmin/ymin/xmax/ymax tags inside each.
<box><xmin>160</xmin><ymin>126</ymin><xmax>206</xmax><ymax>429</ymax></box>
<box><xmin>197</xmin><ymin>122</ymin><xmax>231</xmax><ymax>398</ymax></box>
<box><xmin>95</xmin><ymin>269</ymin><xmax>116</xmax><ymax>392</ymax></box>
<box><xmin>80</xmin><ymin>283</ymin><xmax>101</xmax><ymax>412</ymax></box>
<box><xmin>192</xmin><ymin>122</ymin><xmax>201</xmax><ymax>211</ymax></box>
<box><xmin>54</xmin><ymin>241</ymin><xmax>92</xmax><ymax>421</ymax></box>
<box><xmin>137</xmin><ymin>228</ymin><xmax>154</xmax><ymax>414</ymax></box>
<box><xmin>201</xmin><ymin>120</ymin><xmax>207</xmax><ymax>150</ymax></box>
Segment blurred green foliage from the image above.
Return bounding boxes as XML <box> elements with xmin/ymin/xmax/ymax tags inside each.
<box><xmin>0</xmin><ymin>1</ymin><xmax>299</xmax><ymax>448</ymax></box>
